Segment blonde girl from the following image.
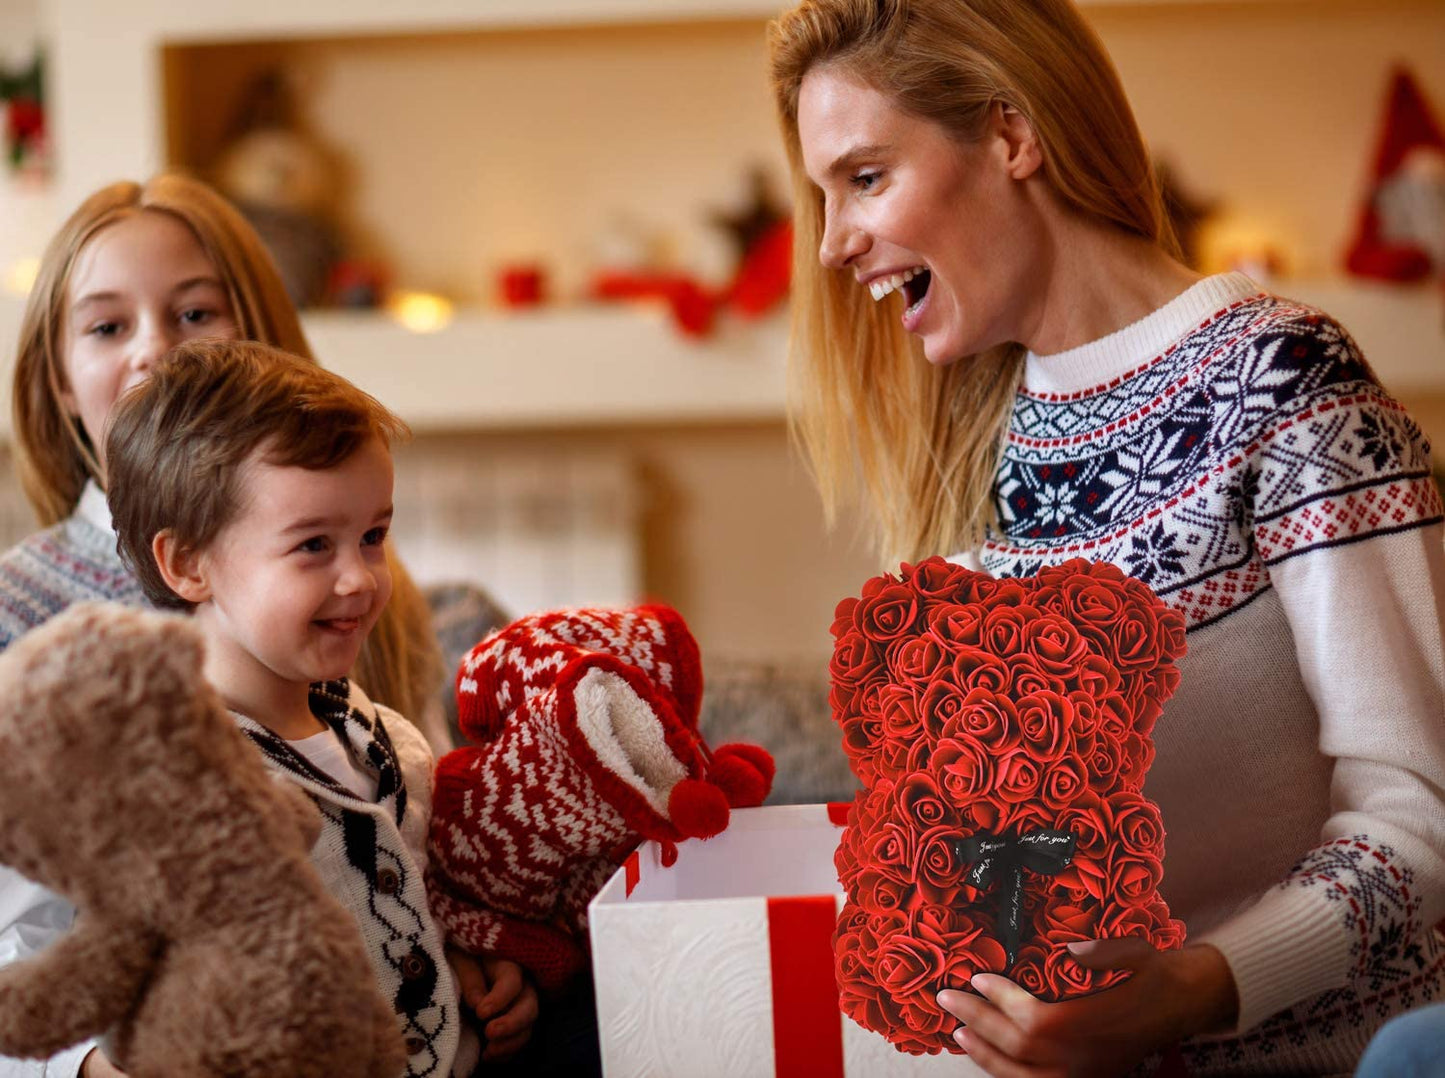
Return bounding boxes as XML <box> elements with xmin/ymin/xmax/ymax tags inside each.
<box><xmin>770</xmin><ymin>0</ymin><xmax>1445</xmax><ymax>1073</ymax></box>
<box><xmin>0</xmin><ymin>174</ymin><xmax>535</xmax><ymax>1078</ymax></box>
<box><xmin>5</xmin><ymin>173</ymin><xmax>441</xmax><ymax>722</ymax></box>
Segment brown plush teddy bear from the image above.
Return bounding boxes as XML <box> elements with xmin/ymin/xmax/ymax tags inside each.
<box><xmin>0</xmin><ymin>603</ymin><xmax>407</xmax><ymax>1078</ymax></box>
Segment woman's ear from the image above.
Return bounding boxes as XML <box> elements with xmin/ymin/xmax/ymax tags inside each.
<box><xmin>995</xmin><ymin>102</ymin><xmax>1044</xmax><ymax>181</ymax></box>
<box><xmin>153</xmin><ymin>530</ymin><xmax>210</xmax><ymax>604</ymax></box>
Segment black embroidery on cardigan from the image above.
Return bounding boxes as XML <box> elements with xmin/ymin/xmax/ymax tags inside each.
<box><xmin>237</xmin><ymin>721</ymin><xmax>354</xmax><ymax>799</ymax></box>
<box><xmin>316</xmin><ymin>799</ymin><xmax>450</xmax><ymax>1077</ymax></box>
<box><xmin>310</xmin><ymin>678</ymin><xmax>408</xmax><ymax>825</ymax></box>
<box><xmin>343</xmin><ymin>807</ymin><xmax>380</xmax><ymax>883</ymax></box>
<box><xmin>234</xmin><ymin>691</ymin><xmax>450</xmax><ymax>1077</ymax></box>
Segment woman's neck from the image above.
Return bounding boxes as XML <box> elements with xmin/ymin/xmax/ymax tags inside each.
<box><xmin>1021</xmin><ymin>210</ymin><xmax>1200</xmax><ymax>358</ymax></box>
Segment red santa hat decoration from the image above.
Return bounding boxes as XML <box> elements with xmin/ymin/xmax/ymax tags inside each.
<box><xmin>1345</xmin><ymin>66</ymin><xmax>1445</xmax><ymax>282</ymax></box>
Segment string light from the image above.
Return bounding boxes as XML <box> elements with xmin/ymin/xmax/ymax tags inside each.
<box><xmin>387</xmin><ymin>291</ymin><xmax>454</xmax><ymax>334</ymax></box>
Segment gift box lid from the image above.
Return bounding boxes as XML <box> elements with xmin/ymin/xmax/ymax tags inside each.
<box><xmin>591</xmin><ymin>803</ymin><xmax>850</xmax><ymax>907</ymax></box>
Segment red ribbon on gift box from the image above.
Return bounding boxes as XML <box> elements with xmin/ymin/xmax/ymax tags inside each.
<box><xmin>768</xmin><ymin>894</ymin><xmax>846</xmax><ymax>1078</ymax></box>
<box><xmin>615</xmin><ymin>805</ymin><xmax>1189</xmax><ymax>1077</ymax></box>
<box><xmin>763</xmin><ymin>804</ymin><xmax>854</xmax><ymax>1078</ymax></box>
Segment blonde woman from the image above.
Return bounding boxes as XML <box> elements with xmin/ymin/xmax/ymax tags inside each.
<box><xmin>770</xmin><ymin>0</ymin><xmax>1444</xmax><ymax>1073</ymax></box>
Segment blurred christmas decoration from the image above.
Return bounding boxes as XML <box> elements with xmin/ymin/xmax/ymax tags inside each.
<box><xmin>1346</xmin><ymin>66</ymin><xmax>1445</xmax><ymax>283</ymax></box>
<box><xmin>1</xmin><ymin>50</ymin><xmax>48</xmax><ymax>177</ymax></box>
<box><xmin>587</xmin><ymin>168</ymin><xmax>792</xmax><ymax>338</ymax></box>
<box><xmin>711</xmin><ymin>167</ymin><xmax>788</xmax><ymax>264</ymax></box>
<box><xmin>213</xmin><ymin>68</ymin><xmax>346</xmax><ymax>307</ymax></box>
<box><xmin>327</xmin><ymin>259</ymin><xmax>389</xmax><ymax>310</ymax></box>
<box><xmin>1155</xmin><ymin>159</ymin><xmax>1216</xmax><ymax>271</ymax></box>
<box><xmin>591</xmin><ymin>270</ymin><xmax>718</xmax><ymax>337</ymax></box>
<box><xmin>3</xmin><ymin>257</ymin><xmax>39</xmax><ymax>298</ymax></box>
<box><xmin>497</xmin><ymin>264</ymin><xmax>548</xmax><ymax>309</ymax></box>
<box><xmin>587</xmin><ymin>214</ymin><xmax>717</xmax><ymax>336</ymax></box>
<box><xmin>714</xmin><ymin>167</ymin><xmax>792</xmax><ymax>320</ymax></box>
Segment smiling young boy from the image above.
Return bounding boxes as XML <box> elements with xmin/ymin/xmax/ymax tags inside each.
<box><xmin>102</xmin><ymin>339</ymin><xmax>530</xmax><ymax>1077</ymax></box>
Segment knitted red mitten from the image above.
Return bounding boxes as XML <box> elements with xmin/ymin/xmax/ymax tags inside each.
<box><xmin>428</xmin><ymin>604</ymin><xmax>774</xmax><ymax>992</ymax></box>
<box><xmin>455</xmin><ymin>603</ymin><xmax>703</xmax><ymax>743</ymax></box>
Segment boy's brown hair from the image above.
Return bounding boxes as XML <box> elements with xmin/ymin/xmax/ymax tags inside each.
<box><xmin>107</xmin><ymin>339</ymin><xmax>409</xmax><ymax>610</ymax></box>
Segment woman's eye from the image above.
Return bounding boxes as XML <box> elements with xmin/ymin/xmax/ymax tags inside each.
<box><xmin>851</xmin><ymin>171</ymin><xmax>882</xmax><ymax>192</ymax></box>
<box><xmin>296</xmin><ymin>537</ymin><xmax>329</xmax><ymax>554</ymax></box>
<box><xmin>87</xmin><ymin>321</ymin><xmax>121</xmax><ymax>337</ymax></box>
<box><xmin>179</xmin><ymin>308</ymin><xmax>214</xmax><ymax>325</ymax></box>
<box><xmin>362</xmin><ymin>527</ymin><xmax>388</xmax><ymax>547</ymax></box>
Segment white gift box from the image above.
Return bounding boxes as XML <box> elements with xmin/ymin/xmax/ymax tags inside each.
<box><xmin>588</xmin><ymin>804</ymin><xmax>984</xmax><ymax>1077</ymax></box>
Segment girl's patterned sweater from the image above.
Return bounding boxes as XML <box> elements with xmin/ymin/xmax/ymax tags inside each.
<box><xmin>0</xmin><ymin>482</ymin><xmax>145</xmax><ymax>650</ymax></box>
<box><xmin>966</xmin><ymin>272</ymin><xmax>1445</xmax><ymax>1073</ymax></box>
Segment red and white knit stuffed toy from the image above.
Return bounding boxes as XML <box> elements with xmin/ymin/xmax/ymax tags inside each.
<box><xmin>427</xmin><ymin>604</ymin><xmax>774</xmax><ymax>991</ymax></box>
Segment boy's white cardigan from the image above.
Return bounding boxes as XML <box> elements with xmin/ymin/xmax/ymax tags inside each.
<box><xmin>233</xmin><ymin>679</ymin><xmax>476</xmax><ymax>1078</ymax></box>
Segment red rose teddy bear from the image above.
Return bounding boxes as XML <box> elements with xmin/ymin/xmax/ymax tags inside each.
<box><xmin>830</xmin><ymin>557</ymin><xmax>1188</xmax><ymax>1055</ymax></box>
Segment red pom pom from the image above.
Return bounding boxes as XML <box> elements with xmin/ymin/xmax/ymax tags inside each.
<box><xmin>710</xmin><ymin>743</ymin><xmax>775</xmax><ymax>807</ymax></box>
<box><xmin>668</xmin><ymin>778</ymin><xmax>730</xmax><ymax>839</ymax></box>
<box><xmin>716</xmin><ymin>742</ymin><xmax>776</xmax><ymax>786</ymax></box>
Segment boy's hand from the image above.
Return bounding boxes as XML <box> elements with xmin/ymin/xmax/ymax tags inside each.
<box><xmin>475</xmin><ymin>956</ymin><xmax>540</xmax><ymax>1062</ymax></box>
<box><xmin>446</xmin><ymin>948</ymin><xmax>539</xmax><ymax>1063</ymax></box>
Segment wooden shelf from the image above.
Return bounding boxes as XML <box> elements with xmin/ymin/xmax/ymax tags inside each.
<box><xmin>76</xmin><ymin>0</ymin><xmax>783</xmax><ymax>46</ymax></box>
<box><xmin>116</xmin><ymin>0</ymin><xmax>1344</xmax><ymax>42</ymax></box>
<box><xmin>305</xmin><ymin>304</ymin><xmax>789</xmax><ymax>431</ymax></box>
<box><xmin>262</xmin><ymin>283</ymin><xmax>1445</xmax><ymax>423</ymax></box>
<box><xmin>3</xmin><ymin>279</ymin><xmax>1436</xmax><ymax>442</ymax></box>
<box><xmin>0</xmin><ymin>297</ymin><xmax>790</xmax><ymax>439</ymax></box>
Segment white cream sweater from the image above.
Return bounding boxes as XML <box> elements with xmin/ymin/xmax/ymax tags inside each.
<box><xmin>962</xmin><ymin>272</ymin><xmax>1445</xmax><ymax>1073</ymax></box>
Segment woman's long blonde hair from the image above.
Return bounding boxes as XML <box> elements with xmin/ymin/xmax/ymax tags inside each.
<box><xmin>11</xmin><ymin>174</ymin><xmax>443</xmax><ymax>721</ymax></box>
<box><xmin>769</xmin><ymin>0</ymin><xmax>1177</xmax><ymax>564</ymax></box>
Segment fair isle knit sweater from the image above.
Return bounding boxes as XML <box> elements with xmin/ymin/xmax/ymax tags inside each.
<box><xmin>0</xmin><ymin>483</ymin><xmax>146</xmax><ymax>650</ymax></box>
<box><xmin>961</xmin><ymin>273</ymin><xmax>1445</xmax><ymax>1072</ymax></box>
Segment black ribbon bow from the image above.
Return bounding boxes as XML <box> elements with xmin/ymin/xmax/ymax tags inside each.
<box><xmin>951</xmin><ymin>829</ymin><xmax>1077</xmax><ymax>970</ymax></box>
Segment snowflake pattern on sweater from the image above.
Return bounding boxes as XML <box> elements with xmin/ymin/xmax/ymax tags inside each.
<box><xmin>1182</xmin><ymin>838</ymin><xmax>1445</xmax><ymax>1069</ymax></box>
<box><xmin>986</xmin><ymin>294</ymin><xmax>1443</xmax><ymax>629</ymax></box>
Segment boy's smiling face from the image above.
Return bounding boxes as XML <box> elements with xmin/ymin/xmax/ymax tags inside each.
<box><xmin>190</xmin><ymin>435</ymin><xmax>395</xmax><ymax>723</ymax></box>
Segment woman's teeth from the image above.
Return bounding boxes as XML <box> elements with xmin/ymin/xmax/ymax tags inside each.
<box><xmin>868</xmin><ymin>267</ymin><xmax>925</xmax><ymax>302</ymax></box>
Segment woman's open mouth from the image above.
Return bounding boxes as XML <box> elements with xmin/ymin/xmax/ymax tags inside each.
<box><xmin>901</xmin><ymin>269</ymin><xmax>932</xmax><ymax>316</ymax></box>
<box><xmin>868</xmin><ymin>266</ymin><xmax>932</xmax><ymax>324</ymax></box>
